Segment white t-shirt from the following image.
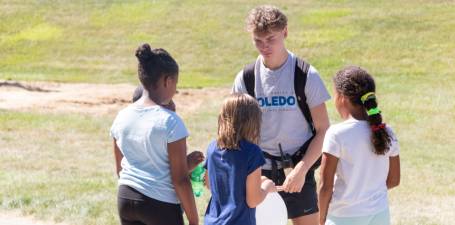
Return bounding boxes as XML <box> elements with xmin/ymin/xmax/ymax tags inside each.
<box><xmin>322</xmin><ymin>118</ymin><xmax>400</xmax><ymax>217</ymax></box>
<box><xmin>232</xmin><ymin>51</ymin><xmax>331</xmax><ymax>169</ymax></box>
<box><xmin>110</xmin><ymin>104</ymin><xmax>189</xmax><ymax>204</ymax></box>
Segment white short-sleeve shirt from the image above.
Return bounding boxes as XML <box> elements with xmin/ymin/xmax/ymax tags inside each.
<box><xmin>322</xmin><ymin>118</ymin><xmax>399</xmax><ymax>217</ymax></box>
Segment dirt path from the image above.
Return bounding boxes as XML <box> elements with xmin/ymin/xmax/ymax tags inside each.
<box><xmin>0</xmin><ymin>80</ymin><xmax>230</xmax><ymax>116</ymax></box>
<box><xmin>0</xmin><ymin>211</ymin><xmax>67</xmax><ymax>225</ymax></box>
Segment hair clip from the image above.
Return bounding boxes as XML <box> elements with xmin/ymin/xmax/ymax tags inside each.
<box><xmin>371</xmin><ymin>123</ymin><xmax>386</xmax><ymax>132</ymax></box>
<box><xmin>367</xmin><ymin>107</ymin><xmax>381</xmax><ymax>116</ymax></box>
<box><xmin>361</xmin><ymin>92</ymin><xmax>376</xmax><ymax>104</ymax></box>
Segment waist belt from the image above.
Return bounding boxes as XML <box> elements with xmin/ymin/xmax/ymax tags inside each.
<box><xmin>262</xmin><ymin>136</ymin><xmax>319</xmax><ymax>183</ymax></box>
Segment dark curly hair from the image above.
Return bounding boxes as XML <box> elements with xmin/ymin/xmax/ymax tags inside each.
<box><xmin>334</xmin><ymin>66</ymin><xmax>391</xmax><ymax>155</ymax></box>
<box><xmin>135</xmin><ymin>43</ymin><xmax>178</xmax><ymax>93</ymax></box>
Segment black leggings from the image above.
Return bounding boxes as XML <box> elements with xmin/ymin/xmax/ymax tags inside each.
<box><xmin>117</xmin><ymin>185</ymin><xmax>184</xmax><ymax>225</ymax></box>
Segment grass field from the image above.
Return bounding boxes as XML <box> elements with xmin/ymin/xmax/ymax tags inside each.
<box><xmin>1</xmin><ymin>0</ymin><xmax>455</xmax><ymax>224</ymax></box>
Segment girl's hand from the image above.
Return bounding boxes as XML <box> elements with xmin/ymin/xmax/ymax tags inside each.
<box><xmin>187</xmin><ymin>151</ymin><xmax>204</xmax><ymax>172</ymax></box>
<box><xmin>281</xmin><ymin>163</ymin><xmax>307</xmax><ymax>193</ymax></box>
<box><xmin>261</xmin><ymin>179</ymin><xmax>277</xmax><ymax>193</ymax></box>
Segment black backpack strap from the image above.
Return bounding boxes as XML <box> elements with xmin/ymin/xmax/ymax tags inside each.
<box><xmin>294</xmin><ymin>58</ymin><xmax>322</xmax><ymax>171</ymax></box>
<box><xmin>242</xmin><ymin>62</ymin><xmax>256</xmax><ymax>97</ymax></box>
<box><xmin>294</xmin><ymin>58</ymin><xmax>316</xmax><ymax>136</ymax></box>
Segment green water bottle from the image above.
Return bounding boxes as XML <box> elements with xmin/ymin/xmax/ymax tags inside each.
<box><xmin>190</xmin><ymin>163</ymin><xmax>205</xmax><ymax>197</ymax></box>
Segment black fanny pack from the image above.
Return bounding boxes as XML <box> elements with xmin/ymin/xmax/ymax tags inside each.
<box><xmin>262</xmin><ymin>137</ymin><xmax>321</xmax><ymax>183</ymax></box>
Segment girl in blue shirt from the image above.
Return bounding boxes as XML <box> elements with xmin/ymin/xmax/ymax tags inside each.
<box><xmin>204</xmin><ymin>94</ymin><xmax>277</xmax><ymax>225</ymax></box>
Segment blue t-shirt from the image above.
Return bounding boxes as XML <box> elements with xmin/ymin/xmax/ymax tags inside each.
<box><xmin>110</xmin><ymin>104</ymin><xmax>189</xmax><ymax>204</ymax></box>
<box><xmin>204</xmin><ymin>140</ymin><xmax>266</xmax><ymax>225</ymax></box>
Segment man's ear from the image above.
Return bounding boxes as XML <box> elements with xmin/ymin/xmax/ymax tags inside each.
<box><xmin>283</xmin><ymin>26</ymin><xmax>288</xmax><ymax>38</ymax></box>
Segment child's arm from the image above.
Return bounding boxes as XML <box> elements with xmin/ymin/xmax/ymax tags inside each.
<box><xmin>168</xmin><ymin>138</ymin><xmax>199</xmax><ymax>225</ymax></box>
<box><xmin>318</xmin><ymin>152</ymin><xmax>338</xmax><ymax>225</ymax></box>
<box><xmin>113</xmin><ymin>139</ymin><xmax>123</xmax><ymax>178</ymax></box>
<box><xmin>204</xmin><ymin>171</ymin><xmax>210</xmax><ymax>190</ymax></box>
<box><xmin>387</xmin><ymin>155</ymin><xmax>400</xmax><ymax>189</ymax></box>
<box><xmin>246</xmin><ymin>168</ymin><xmax>276</xmax><ymax>208</ymax></box>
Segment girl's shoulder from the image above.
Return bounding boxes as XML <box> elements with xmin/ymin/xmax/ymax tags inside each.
<box><xmin>162</xmin><ymin>108</ymin><xmax>184</xmax><ymax>124</ymax></box>
<box><xmin>326</xmin><ymin>120</ymin><xmax>353</xmax><ymax>136</ymax></box>
<box><xmin>239</xmin><ymin>140</ymin><xmax>262</xmax><ymax>154</ymax></box>
<box><xmin>135</xmin><ymin>105</ymin><xmax>185</xmax><ymax>127</ymax></box>
<box><xmin>111</xmin><ymin>104</ymin><xmax>137</xmax><ymax>123</ymax></box>
<box><xmin>207</xmin><ymin>140</ymin><xmax>261</xmax><ymax>155</ymax></box>
<box><xmin>328</xmin><ymin>119</ymin><xmax>369</xmax><ymax>133</ymax></box>
<box><xmin>207</xmin><ymin>140</ymin><xmax>218</xmax><ymax>152</ymax></box>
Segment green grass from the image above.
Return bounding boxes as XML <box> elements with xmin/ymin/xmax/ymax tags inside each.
<box><xmin>1</xmin><ymin>0</ymin><xmax>455</xmax><ymax>224</ymax></box>
<box><xmin>1</xmin><ymin>72</ymin><xmax>455</xmax><ymax>224</ymax></box>
<box><xmin>0</xmin><ymin>110</ymin><xmax>117</xmax><ymax>224</ymax></box>
<box><xmin>1</xmin><ymin>0</ymin><xmax>454</xmax><ymax>87</ymax></box>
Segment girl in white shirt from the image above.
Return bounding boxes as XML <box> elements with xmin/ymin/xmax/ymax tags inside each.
<box><xmin>318</xmin><ymin>66</ymin><xmax>401</xmax><ymax>225</ymax></box>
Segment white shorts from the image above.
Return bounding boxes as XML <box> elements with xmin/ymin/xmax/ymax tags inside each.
<box><xmin>326</xmin><ymin>209</ymin><xmax>390</xmax><ymax>225</ymax></box>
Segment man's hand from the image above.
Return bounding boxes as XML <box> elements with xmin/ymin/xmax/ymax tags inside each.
<box><xmin>281</xmin><ymin>162</ymin><xmax>307</xmax><ymax>193</ymax></box>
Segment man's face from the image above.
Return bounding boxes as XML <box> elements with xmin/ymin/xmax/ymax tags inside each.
<box><xmin>252</xmin><ymin>27</ymin><xmax>287</xmax><ymax>59</ymax></box>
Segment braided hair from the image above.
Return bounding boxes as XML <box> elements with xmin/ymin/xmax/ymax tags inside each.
<box><xmin>334</xmin><ymin>66</ymin><xmax>391</xmax><ymax>155</ymax></box>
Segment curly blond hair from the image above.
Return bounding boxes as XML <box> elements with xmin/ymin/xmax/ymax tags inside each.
<box><xmin>246</xmin><ymin>5</ymin><xmax>288</xmax><ymax>34</ymax></box>
<box><xmin>217</xmin><ymin>94</ymin><xmax>262</xmax><ymax>150</ymax></box>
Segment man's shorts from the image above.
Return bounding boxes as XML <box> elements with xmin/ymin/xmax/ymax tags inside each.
<box><xmin>262</xmin><ymin>168</ymin><xmax>318</xmax><ymax>219</ymax></box>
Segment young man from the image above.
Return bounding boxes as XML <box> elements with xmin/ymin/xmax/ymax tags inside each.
<box><xmin>232</xmin><ymin>5</ymin><xmax>331</xmax><ymax>225</ymax></box>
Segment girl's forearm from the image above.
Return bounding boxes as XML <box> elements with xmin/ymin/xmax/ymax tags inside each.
<box><xmin>173</xmin><ymin>177</ymin><xmax>199</xmax><ymax>225</ymax></box>
<box><xmin>113</xmin><ymin>139</ymin><xmax>123</xmax><ymax>177</ymax></box>
<box><xmin>318</xmin><ymin>186</ymin><xmax>333</xmax><ymax>224</ymax></box>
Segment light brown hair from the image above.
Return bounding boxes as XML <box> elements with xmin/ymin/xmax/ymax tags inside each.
<box><xmin>217</xmin><ymin>94</ymin><xmax>262</xmax><ymax>150</ymax></box>
<box><xmin>246</xmin><ymin>5</ymin><xmax>288</xmax><ymax>34</ymax></box>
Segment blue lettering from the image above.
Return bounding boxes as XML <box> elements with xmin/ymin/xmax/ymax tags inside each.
<box><xmin>257</xmin><ymin>98</ymin><xmax>264</xmax><ymax>107</ymax></box>
<box><xmin>259</xmin><ymin>96</ymin><xmax>296</xmax><ymax>107</ymax></box>
<box><xmin>264</xmin><ymin>97</ymin><xmax>272</xmax><ymax>106</ymax></box>
<box><xmin>279</xmin><ymin>96</ymin><xmax>287</xmax><ymax>106</ymax></box>
<box><xmin>287</xmin><ymin>96</ymin><xmax>296</xmax><ymax>106</ymax></box>
<box><xmin>271</xmin><ymin>96</ymin><xmax>279</xmax><ymax>106</ymax></box>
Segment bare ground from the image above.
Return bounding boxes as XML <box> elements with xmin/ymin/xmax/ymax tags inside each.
<box><xmin>0</xmin><ymin>210</ymin><xmax>67</xmax><ymax>225</ymax></box>
<box><xmin>0</xmin><ymin>80</ymin><xmax>230</xmax><ymax>116</ymax></box>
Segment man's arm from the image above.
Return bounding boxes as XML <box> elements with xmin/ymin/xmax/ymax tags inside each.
<box><xmin>298</xmin><ymin>103</ymin><xmax>330</xmax><ymax>173</ymax></box>
<box><xmin>282</xmin><ymin>103</ymin><xmax>330</xmax><ymax>193</ymax></box>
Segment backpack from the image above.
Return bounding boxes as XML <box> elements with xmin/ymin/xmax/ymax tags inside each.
<box><xmin>242</xmin><ymin>57</ymin><xmax>321</xmax><ymax>172</ymax></box>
